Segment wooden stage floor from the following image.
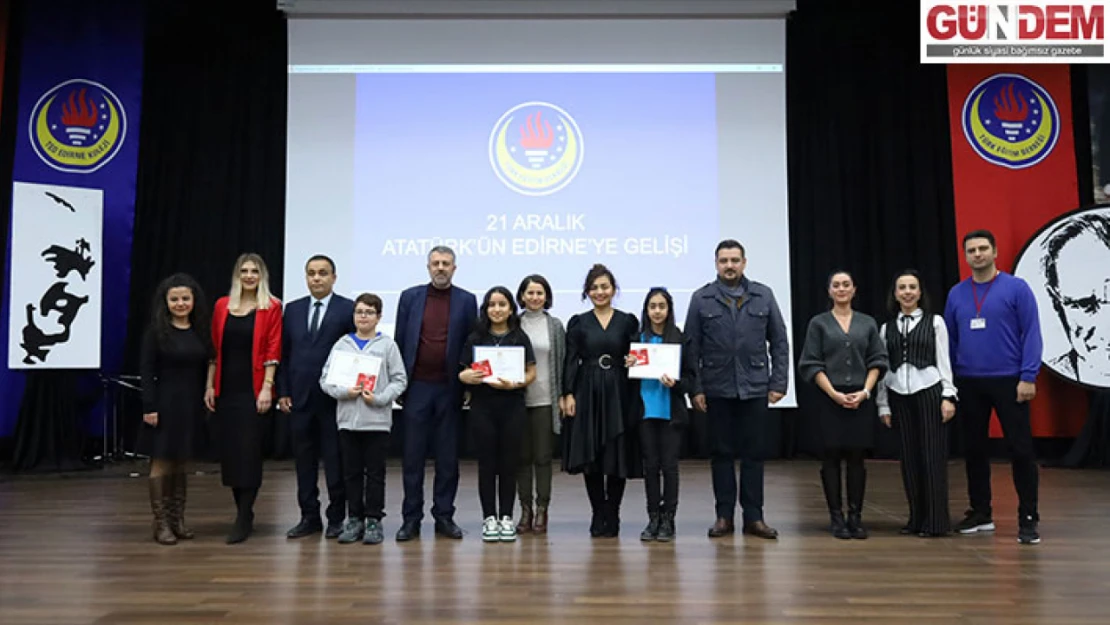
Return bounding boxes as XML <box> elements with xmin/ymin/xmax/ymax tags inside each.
<box><xmin>1</xmin><ymin>459</ymin><xmax>1109</xmax><ymax>624</ymax></box>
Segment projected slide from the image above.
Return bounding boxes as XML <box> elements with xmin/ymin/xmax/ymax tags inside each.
<box><xmin>285</xmin><ymin>19</ymin><xmax>795</xmax><ymax>405</ymax></box>
<box><xmin>352</xmin><ymin>72</ymin><xmax>717</xmax><ymax>308</ymax></box>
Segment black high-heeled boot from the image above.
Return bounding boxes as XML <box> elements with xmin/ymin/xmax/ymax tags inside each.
<box><xmin>584</xmin><ymin>474</ymin><xmax>607</xmax><ymax>537</ymax></box>
<box><xmin>821</xmin><ymin>463</ymin><xmax>851</xmax><ymax>539</ymax></box>
<box><xmin>846</xmin><ymin>459</ymin><xmax>868</xmax><ymax>539</ymax></box>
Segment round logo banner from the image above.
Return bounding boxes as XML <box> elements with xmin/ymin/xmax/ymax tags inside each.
<box><xmin>30</xmin><ymin>79</ymin><xmax>127</xmax><ymax>174</ymax></box>
<box><xmin>961</xmin><ymin>73</ymin><xmax>1059</xmax><ymax>170</ymax></box>
<box><xmin>489</xmin><ymin>101</ymin><xmax>584</xmax><ymax>196</ymax></box>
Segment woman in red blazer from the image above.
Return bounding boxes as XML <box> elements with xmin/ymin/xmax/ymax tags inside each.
<box><xmin>205</xmin><ymin>252</ymin><xmax>282</xmax><ymax>544</ymax></box>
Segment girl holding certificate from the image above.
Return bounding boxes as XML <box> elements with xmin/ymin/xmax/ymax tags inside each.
<box><xmin>514</xmin><ymin>274</ymin><xmax>566</xmax><ymax>535</ymax></box>
<box><xmin>459</xmin><ymin>286</ymin><xmax>537</xmax><ymax>542</ymax></box>
<box><xmin>630</xmin><ymin>287</ymin><xmax>697</xmax><ymax>542</ymax></box>
<box><xmin>319</xmin><ymin>293</ymin><xmax>408</xmax><ymax>545</ymax></box>
<box><xmin>138</xmin><ymin>273</ymin><xmax>212</xmax><ymax>545</ymax></box>
<box><xmin>798</xmin><ymin>270</ymin><xmax>889</xmax><ymax>540</ymax></box>
<box><xmin>562</xmin><ymin>264</ymin><xmax>642</xmax><ymax>538</ymax></box>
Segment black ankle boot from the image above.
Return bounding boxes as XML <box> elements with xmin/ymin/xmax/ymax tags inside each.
<box><xmin>603</xmin><ymin>500</ymin><xmax>621</xmax><ymax>538</ymax></box>
<box><xmin>830</xmin><ymin>510</ymin><xmax>851</xmax><ymax>539</ymax></box>
<box><xmin>589</xmin><ymin>511</ymin><xmax>606</xmax><ymax>538</ymax></box>
<box><xmin>847</xmin><ymin>508</ymin><xmax>868</xmax><ymax>539</ymax></box>
<box><xmin>656</xmin><ymin>512</ymin><xmax>675</xmax><ymax>542</ymax></box>
<box><xmin>640</xmin><ymin>513</ymin><xmax>660</xmax><ymax>541</ymax></box>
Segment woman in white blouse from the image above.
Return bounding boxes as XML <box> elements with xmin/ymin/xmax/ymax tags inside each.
<box><xmin>876</xmin><ymin>270</ymin><xmax>958</xmax><ymax>537</ymax></box>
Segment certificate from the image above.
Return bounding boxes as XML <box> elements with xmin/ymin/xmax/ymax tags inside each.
<box><xmin>627</xmin><ymin>342</ymin><xmax>681</xmax><ymax>380</ymax></box>
<box><xmin>324</xmin><ymin>352</ymin><xmax>382</xmax><ymax>390</ymax></box>
<box><xmin>473</xmin><ymin>345</ymin><xmax>526</xmax><ymax>383</ymax></box>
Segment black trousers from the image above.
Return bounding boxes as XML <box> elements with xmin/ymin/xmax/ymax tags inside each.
<box><xmin>890</xmin><ymin>383</ymin><xmax>951</xmax><ymax>534</ymax></box>
<box><xmin>339</xmin><ymin>430</ymin><xmax>390</xmax><ymax>521</ymax></box>
<box><xmin>640</xmin><ymin>419</ymin><xmax>681</xmax><ymax>515</ymax></box>
<box><xmin>401</xmin><ymin>380</ymin><xmax>461</xmax><ymax>523</ymax></box>
<box><xmin>291</xmin><ymin>409</ymin><xmax>345</xmax><ymax>525</ymax></box>
<box><xmin>956</xmin><ymin>376</ymin><xmax>1039</xmax><ymax>522</ymax></box>
<box><xmin>707</xmin><ymin>397</ymin><xmax>767</xmax><ymax>524</ymax></box>
<box><xmin>471</xmin><ymin>401</ymin><xmax>525</xmax><ymax>519</ymax></box>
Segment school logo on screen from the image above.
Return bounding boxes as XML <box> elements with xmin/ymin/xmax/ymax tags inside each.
<box><xmin>489</xmin><ymin>101</ymin><xmax>583</xmax><ymax>196</ymax></box>
<box><xmin>30</xmin><ymin>79</ymin><xmax>127</xmax><ymax>174</ymax></box>
<box><xmin>961</xmin><ymin>73</ymin><xmax>1059</xmax><ymax>170</ymax></box>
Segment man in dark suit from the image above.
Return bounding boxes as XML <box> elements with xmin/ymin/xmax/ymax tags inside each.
<box><xmin>276</xmin><ymin>254</ymin><xmax>355</xmax><ymax>539</ymax></box>
<box><xmin>393</xmin><ymin>245</ymin><xmax>477</xmax><ymax>541</ymax></box>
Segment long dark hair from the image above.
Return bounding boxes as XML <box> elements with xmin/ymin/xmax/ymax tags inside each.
<box><xmin>640</xmin><ymin>287</ymin><xmax>679</xmax><ymax>337</ymax></box>
<box><xmin>886</xmin><ymin>269</ymin><xmax>932</xmax><ymax>316</ymax></box>
<box><xmin>150</xmin><ymin>273</ymin><xmax>212</xmax><ymax>357</ymax></box>
<box><xmin>476</xmin><ymin>286</ymin><xmax>520</xmax><ymax>334</ymax></box>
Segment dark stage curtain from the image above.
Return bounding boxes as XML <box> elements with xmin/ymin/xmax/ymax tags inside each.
<box><xmin>0</xmin><ymin>0</ymin><xmax>24</xmax><ymax>467</ymax></box>
<box><xmin>781</xmin><ymin>3</ymin><xmax>962</xmax><ymax>459</ymax></box>
<box><xmin>122</xmin><ymin>1</ymin><xmax>291</xmax><ymax>460</ymax></box>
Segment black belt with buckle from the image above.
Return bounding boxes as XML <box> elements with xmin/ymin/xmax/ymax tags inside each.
<box><xmin>585</xmin><ymin>354</ymin><xmax>613</xmax><ymax>370</ymax></box>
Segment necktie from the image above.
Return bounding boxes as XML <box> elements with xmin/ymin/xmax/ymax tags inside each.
<box><xmin>309</xmin><ymin>301</ymin><xmax>322</xmax><ymax>337</ymax></box>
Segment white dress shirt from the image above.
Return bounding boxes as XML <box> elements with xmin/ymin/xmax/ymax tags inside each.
<box><xmin>876</xmin><ymin>308</ymin><xmax>958</xmax><ymax>415</ymax></box>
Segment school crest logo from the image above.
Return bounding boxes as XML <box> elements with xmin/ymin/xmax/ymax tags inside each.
<box><xmin>30</xmin><ymin>79</ymin><xmax>127</xmax><ymax>174</ymax></box>
<box><xmin>961</xmin><ymin>73</ymin><xmax>1059</xmax><ymax>170</ymax></box>
<box><xmin>489</xmin><ymin>101</ymin><xmax>583</xmax><ymax>196</ymax></box>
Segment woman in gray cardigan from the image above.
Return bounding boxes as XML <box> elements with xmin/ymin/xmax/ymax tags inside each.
<box><xmin>514</xmin><ymin>275</ymin><xmax>566</xmax><ymax>534</ymax></box>
<box><xmin>798</xmin><ymin>271</ymin><xmax>889</xmax><ymax>540</ymax></box>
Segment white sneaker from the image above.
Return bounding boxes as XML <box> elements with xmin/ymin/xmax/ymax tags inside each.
<box><xmin>482</xmin><ymin>516</ymin><xmax>500</xmax><ymax>542</ymax></box>
<box><xmin>499</xmin><ymin>516</ymin><xmax>517</xmax><ymax>542</ymax></box>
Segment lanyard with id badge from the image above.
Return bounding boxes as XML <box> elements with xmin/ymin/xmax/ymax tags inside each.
<box><xmin>970</xmin><ymin>274</ymin><xmax>997</xmax><ymax>330</ymax></box>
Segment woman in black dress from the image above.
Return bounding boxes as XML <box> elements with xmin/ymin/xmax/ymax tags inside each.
<box><xmin>798</xmin><ymin>270</ymin><xmax>888</xmax><ymax>540</ymax></box>
<box><xmin>207</xmin><ymin>253</ymin><xmax>283</xmax><ymax>544</ymax></box>
<box><xmin>138</xmin><ymin>273</ymin><xmax>212</xmax><ymax>545</ymax></box>
<box><xmin>562</xmin><ymin>264</ymin><xmax>641</xmax><ymax>537</ymax></box>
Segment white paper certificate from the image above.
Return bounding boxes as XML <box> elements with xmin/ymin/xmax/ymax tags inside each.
<box><xmin>324</xmin><ymin>352</ymin><xmax>382</xmax><ymax>388</ymax></box>
<box><xmin>473</xmin><ymin>345</ymin><xmax>526</xmax><ymax>383</ymax></box>
<box><xmin>628</xmin><ymin>342</ymin><xmax>681</xmax><ymax>380</ymax></box>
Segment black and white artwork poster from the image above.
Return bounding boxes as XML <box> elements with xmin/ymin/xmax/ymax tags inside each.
<box><xmin>1013</xmin><ymin>206</ymin><xmax>1110</xmax><ymax>390</ymax></box>
<box><xmin>7</xmin><ymin>181</ymin><xmax>103</xmax><ymax>369</ymax></box>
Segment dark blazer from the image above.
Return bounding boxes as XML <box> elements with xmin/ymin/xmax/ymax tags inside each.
<box><xmin>394</xmin><ymin>283</ymin><xmax>478</xmax><ymax>398</ymax></box>
<box><xmin>275</xmin><ymin>293</ymin><xmax>356</xmax><ymax>413</ymax></box>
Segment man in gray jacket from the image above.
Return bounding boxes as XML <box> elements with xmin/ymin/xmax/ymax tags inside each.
<box><xmin>685</xmin><ymin>240</ymin><xmax>790</xmax><ymax>539</ymax></box>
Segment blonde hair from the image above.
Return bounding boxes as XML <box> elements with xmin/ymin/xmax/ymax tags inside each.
<box><xmin>228</xmin><ymin>252</ymin><xmax>275</xmax><ymax>310</ymax></box>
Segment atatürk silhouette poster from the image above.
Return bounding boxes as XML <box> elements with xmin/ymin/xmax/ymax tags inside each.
<box><xmin>7</xmin><ymin>182</ymin><xmax>102</xmax><ymax>369</ymax></box>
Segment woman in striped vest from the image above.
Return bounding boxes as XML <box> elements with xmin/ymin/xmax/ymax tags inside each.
<box><xmin>876</xmin><ymin>270</ymin><xmax>958</xmax><ymax>537</ymax></box>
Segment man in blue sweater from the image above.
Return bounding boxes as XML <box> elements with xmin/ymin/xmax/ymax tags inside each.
<box><xmin>944</xmin><ymin>229</ymin><xmax>1044</xmax><ymax>545</ymax></box>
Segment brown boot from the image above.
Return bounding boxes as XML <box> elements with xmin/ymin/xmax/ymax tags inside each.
<box><xmin>167</xmin><ymin>472</ymin><xmax>195</xmax><ymax>539</ymax></box>
<box><xmin>516</xmin><ymin>504</ymin><xmax>534</xmax><ymax>534</ymax></box>
<box><xmin>149</xmin><ymin>476</ymin><xmax>177</xmax><ymax>545</ymax></box>
<box><xmin>533</xmin><ymin>506</ymin><xmax>548</xmax><ymax>534</ymax></box>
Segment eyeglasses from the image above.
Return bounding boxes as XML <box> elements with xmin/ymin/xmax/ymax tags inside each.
<box><xmin>355</xmin><ymin>310</ymin><xmax>379</xmax><ymax>317</ymax></box>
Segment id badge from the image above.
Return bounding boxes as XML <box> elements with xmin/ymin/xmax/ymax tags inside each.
<box><xmin>970</xmin><ymin>317</ymin><xmax>986</xmax><ymax>330</ymax></box>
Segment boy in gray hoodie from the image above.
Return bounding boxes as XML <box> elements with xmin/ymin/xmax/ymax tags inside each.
<box><xmin>319</xmin><ymin>293</ymin><xmax>407</xmax><ymax>545</ymax></box>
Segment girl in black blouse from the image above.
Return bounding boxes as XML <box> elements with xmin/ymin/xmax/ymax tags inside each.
<box><xmin>798</xmin><ymin>270</ymin><xmax>889</xmax><ymax>540</ymax></box>
<box><xmin>138</xmin><ymin>274</ymin><xmax>212</xmax><ymax>545</ymax></box>
<box><xmin>459</xmin><ymin>286</ymin><xmax>537</xmax><ymax>542</ymax></box>
<box><xmin>562</xmin><ymin>264</ymin><xmax>641</xmax><ymax>537</ymax></box>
